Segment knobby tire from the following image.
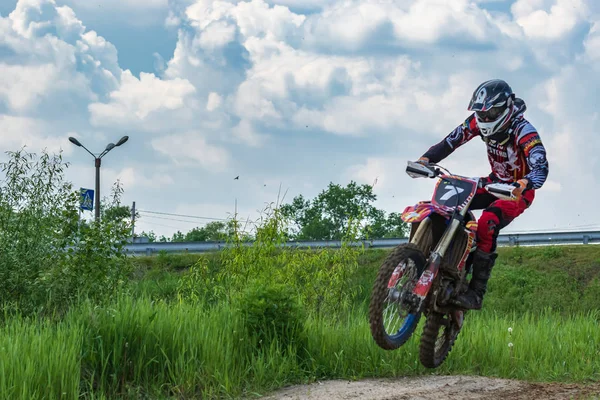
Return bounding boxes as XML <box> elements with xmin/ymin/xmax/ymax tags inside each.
<box><xmin>369</xmin><ymin>243</ymin><xmax>427</xmax><ymax>350</ymax></box>
<box><xmin>419</xmin><ymin>311</ymin><xmax>462</xmax><ymax>368</ymax></box>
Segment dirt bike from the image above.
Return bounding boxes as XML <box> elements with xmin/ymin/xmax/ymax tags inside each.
<box><xmin>368</xmin><ymin>160</ymin><xmax>517</xmax><ymax>368</ymax></box>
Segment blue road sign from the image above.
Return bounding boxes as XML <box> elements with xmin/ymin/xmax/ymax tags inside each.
<box><xmin>80</xmin><ymin>188</ymin><xmax>94</xmax><ymax>211</ymax></box>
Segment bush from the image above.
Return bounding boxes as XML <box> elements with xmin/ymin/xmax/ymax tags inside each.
<box><xmin>581</xmin><ymin>277</ymin><xmax>600</xmax><ymax>313</ymax></box>
<box><xmin>235</xmin><ymin>280</ymin><xmax>307</xmax><ymax>355</ymax></box>
<box><xmin>206</xmin><ymin>202</ymin><xmax>365</xmax><ymax>316</ymax></box>
<box><xmin>176</xmin><ymin>256</ymin><xmax>217</xmax><ymax>304</ymax></box>
<box><xmin>0</xmin><ymin>148</ymin><xmax>132</xmax><ymax>316</ymax></box>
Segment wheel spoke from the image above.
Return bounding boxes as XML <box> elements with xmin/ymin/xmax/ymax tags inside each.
<box><xmin>383</xmin><ymin>303</ymin><xmax>396</xmax><ymax>332</ymax></box>
<box><xmin>382</xmin><ymin>259</ymin><xmax>418</xmax><ymax>335</ymax></box>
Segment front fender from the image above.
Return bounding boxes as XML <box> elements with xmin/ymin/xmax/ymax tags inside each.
<box><xmin>401</xmin><ymin>202</ymin><xmax>437</xmax><ymax>223</ymax></box>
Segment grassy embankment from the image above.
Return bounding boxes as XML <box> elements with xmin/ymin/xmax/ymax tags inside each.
<box><xmin>1</xmin><ymin>244</ymin><xmax>599</xmax><ymax>399</ymax></box>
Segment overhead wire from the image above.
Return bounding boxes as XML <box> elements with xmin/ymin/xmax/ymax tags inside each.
<box><xmin>137</xmin><ymin>209</ymin><xmax>229</xmax><ymax>221</ymax></box>
<box><xmin>135</xmin><ymin>219</ymin><xmax>182</xmax><ymax>230</ymax></box>
<box><xmin>138</xmin><ymin>214</ymin><xmax>215</xmax><ymax>225</ymax></box>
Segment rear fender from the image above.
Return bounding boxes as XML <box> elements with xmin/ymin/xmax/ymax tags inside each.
<box><xmin>466</xmin><ymin>210</ymin><xmax>478</xmax><ymax>232</ymax></box>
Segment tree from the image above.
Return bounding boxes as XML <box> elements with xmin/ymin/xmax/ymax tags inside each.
<box><xmin>364</xmin><ymin>211</ymin><xmax>409</xmax><ymax>239</ymax></box>
<box><xmin>173</xmin><ymin>220</ymin><xmax>253</xmax><ymax>242</ymax></box>
<box><xmin>184</xmin><ymin>221</ymin><xmax>228</xmax><ymax>242</ymax></box>
<box><xmin>171</xmin><ymin>231</ymin><xmax>185</xmax><ymax>242</ymax></box>
<box><xmin>137</xmin><ymin>230</ymin><xmax>157</xmax><ymax>242</ymax></box>
<box><xmin>100</xmin><ymin>180</ymin><xmax>139</xmax><ymax>224</ymax></box>
<box><xmin>382</xmin><ymin>212</ymin><xmax>409</xmax><ymax>238</ymax></box>
<box><xmin>281</xmin><ymin>181</ymin><xmax>408</xmax><ymax>240</ymax></box>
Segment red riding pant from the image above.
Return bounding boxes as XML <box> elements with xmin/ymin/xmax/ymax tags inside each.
<box><xmin>470</xmin><ymin>187</ymin><xmax>535</xmax><ymax>253</ymax></box>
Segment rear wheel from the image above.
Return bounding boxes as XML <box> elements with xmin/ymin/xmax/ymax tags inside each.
<box><xmin>369</xmin><ymin>243</ymin><xmax>427</xmax><ymax>350</ymax></box>
<box><xmin>418</xmin><ymin>310</ymin><xmax>464</xmax><ymax>368</ymax></box>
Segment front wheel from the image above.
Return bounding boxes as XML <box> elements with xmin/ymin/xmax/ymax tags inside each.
<box><xmin>369</xmin><ymin>243</ymin><xmax>427</xmax><ymax>350</ymax></box>
<box><xmin>418</xmin><ymin>310</ymin><xmax>464</xmax><ymax>368</ymax></box>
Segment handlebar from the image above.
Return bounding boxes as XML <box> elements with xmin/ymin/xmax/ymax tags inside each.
<box><xmin>405</xmin><ymin>160</ymin><xmax>518</xmax><ymax>201</ymax></box>
<box><xmin>405</xmin><ymin>161</ymin><xmax>441</xmax><ymax>179</ymax></box>
<box><xmin>484</xmin><ymin>182</ymin><xmax>517</xmax><ymax>200</ymax></box>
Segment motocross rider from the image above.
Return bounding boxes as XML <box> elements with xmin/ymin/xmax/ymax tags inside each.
<box><xmin>414</xmin><ymin>79</ymin><xmax>549</xmax><ymax>310</ymax></box>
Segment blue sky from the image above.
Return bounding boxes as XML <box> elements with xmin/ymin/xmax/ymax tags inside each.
<box><xmin>1</xmin><ymin>0</ymin><xmax>599</xmax><ymax>238</ymax></box>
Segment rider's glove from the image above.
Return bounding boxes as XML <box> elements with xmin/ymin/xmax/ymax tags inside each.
<box><xmin>511</xmin><ymin>179</ymin><xmax>529</xmax><ymax>199</ymax></box>
<box><xmin>415</xmin><ymin>156</ymin><xmax>430</xmax><ymax>166</ymax></box>
<box><xmin>477</xmin><ymin>177</ymin><xmax>492</xmax><ymax>189</ymax></box>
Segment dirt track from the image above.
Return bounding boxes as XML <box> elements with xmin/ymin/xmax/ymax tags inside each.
<box><xmin>262</xmin><ymin>375</ymin><xmax>600</xmax><ymax>399</ymax></box>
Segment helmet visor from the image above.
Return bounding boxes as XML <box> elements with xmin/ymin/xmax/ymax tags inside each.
<box><xmin>476</xmin><ymin>105</ymin><xmax>506</xmax><ymax>122</ymax></box>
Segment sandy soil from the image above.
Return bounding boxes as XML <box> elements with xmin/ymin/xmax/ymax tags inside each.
<box><xmin>261</xmin><ymin>375</ymin><xmax>600</xmax><ymax>400</ymax></box>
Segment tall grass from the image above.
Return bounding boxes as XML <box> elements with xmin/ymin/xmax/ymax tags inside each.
<box><xmin>0</xmin><ymin>311</ymin><xmax>83</xmax><ymax>399</ymax></box>
<box><xmin>304</xmin><ymin>308</ymin><xmax>600</xmax><ymax>383</ymax></box>
<box><xmin>0</xmin><ymin>300</ymin><xmax>598</xmax><ymax>399</ymax></box>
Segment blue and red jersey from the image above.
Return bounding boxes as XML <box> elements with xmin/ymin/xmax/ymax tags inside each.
<box><xmin>422</xmin><ymin>105</ymin><xmax>549</xmax><ymax>190</ymax></box>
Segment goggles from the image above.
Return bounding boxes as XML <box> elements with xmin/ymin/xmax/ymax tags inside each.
<box><xmin>475</xmin><ymin>105</ymin><xmax>506</xmax><ymax>122</ymax></box>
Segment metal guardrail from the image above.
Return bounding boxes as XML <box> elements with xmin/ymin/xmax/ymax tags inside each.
<box><xmin>124</xmin><ymin>230</ymin><xmax>600</xmax><ymax>256</ymax></box>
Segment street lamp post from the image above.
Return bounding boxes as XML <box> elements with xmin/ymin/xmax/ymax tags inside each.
<box><xmin>68</xmin><ymin>136</ymin><xmax>129</xmax><ymax>221</ymax></box>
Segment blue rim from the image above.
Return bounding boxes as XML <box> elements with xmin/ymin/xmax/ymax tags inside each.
<box><xmin>388</xmin><ymin>313</ymin><xmax>419</xmax><ymax>342</ymax></box>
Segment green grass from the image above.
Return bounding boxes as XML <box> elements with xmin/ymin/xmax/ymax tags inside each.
<box><xmin>2</xmin><ymin>244</ymin><xmax>599</xmax><ymax>399</ymax></box>
<box><xmin>1</xmin><ymin>300</ymin><xmax>598</xmax><ymax>399</ymax></box>
<box><xmin>0</xmin><ymin>312</ymin><xmax>83</xmax><ymax>399</ymax></box>
<box><xmin>130</xmin><ymin>245</ymin><xmax>600</xmax><ymax>315</ymax></box>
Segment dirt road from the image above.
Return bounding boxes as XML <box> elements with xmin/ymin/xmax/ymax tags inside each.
<box><xmin>262</xmin><ymin>375</ymin><xmax>600</xmax><ymax>399</ymax></box>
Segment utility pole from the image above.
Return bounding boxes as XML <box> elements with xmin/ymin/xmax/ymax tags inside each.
<box><xmin>131</xmin><ymin>201</ymin><xmax>136</xmax><ymax>242</ymax></box>
<box><xmin>68</xmin><ymin>135</ymin><xmax>129</xmax><ymax>222</ymax></box>
<box><xmin>95</xmin><ymin>158</ymin><xmax>101</xmax><ymax>221</ymax></box>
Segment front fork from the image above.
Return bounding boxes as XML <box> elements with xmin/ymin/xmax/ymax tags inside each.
<box><xmin>409</xmin><ymin>216</ymin><xmax>462</xmax><ymax>313</ymax></box>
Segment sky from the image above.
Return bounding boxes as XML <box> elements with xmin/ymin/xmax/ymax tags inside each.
<box><xmin>0</xmin><ymin>0</ymin><xmax>599</xmax><ymax>238</ymax></box>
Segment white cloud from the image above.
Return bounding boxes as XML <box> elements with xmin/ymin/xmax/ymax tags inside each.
<box><xmin>111</xmin><ymin>167</ymin><xmax>175</xmax><ymax>188</ymax></box>
<box><xmin>57</xmin><ymin>0</ymin><xmax>169</xmax><ymax>26</ymax></box>
<box><xmin>230</xmin><ymin>0</ymin><xmax>305</xmax><ymax>39</ymax></box>
<box><xmin>511</xmin><ymin>0</ymin><xmax>589</xmax><ymax>39</ymax></box>
<box><xmin>65</xmin><ymin>0</ymin><xmax>167</xmax><ymax>10</ymax></box>
<box><xmin>233</xmin><ymin>79</ymin><xmax>283</xmax><ymax>122</ymax></box>
<box><xmin>151</xmin><ymin>132</ymin><xmax>230</xmax><ymax>172</ymax></box>
<box><xmin>88</xmin><ymin>70</ymin><xmax>196</xmax><ymax>126</ymax></box>
<box><xmin>346</xmin><ymin>157</ymin><xmax>389</xmax><ymax>188</ymax></box>
<box><xmin>196</xmin><ymin>20</ymin><xmax>237</xmax><ymax>51</ymax></box>
<box><xmin>583</xmin><ymin>21</ymin><xmax>600</xmax><ymax>60</ymax></box>
<box><xmin>539</xmin><ymin>180</ymin><xmax>561</xmax><ymax>192</ymax></box>
<box><xmin>265</xmin><ymin>0</ymin><xmax>336</xmax><ymax>10</ymax></box>
<box><xmin>0</xmin><ymin>115</ymin><xmax>73</xmax><ymax>155</ymax></box>
<box><xmin>391</xmin><ymin>0</ymin><xmax>491</xmax><ymax>43</ymax></box>
<box><xmin>231</xmin><ymin>119</ymin><xmax>266</xmax><ymax>147</ymax></box>
<box><xmin>70</xmin><ymin>164</ymin><xmax>175</xmax><ymax>190</ymax></box>
<box><xmin>294</xmin><ymin>95</ymin><xmax>407</xmax><ymax>136</ymax></box>
<box><xmin>184</xmin><ymin>0</ymin><xmax>305</xmax><ymax>40</ymax></box>
<box><xmin>206</xmin><ymin>92</ymin><xmax>222</xmax><ymax>111</ymax></box>
<box><xmin>291</xmin><ymin>70</ymin><xmax>475</xmax><ymax>137</ymax></box>
<box><xmin>0</xmin><ymin>0</ymin><xmax>121</xmax><ymax>112</ymax></box>
<box><xmin>302</xmin><ymin>0</ymin><xmax>504</xmax><ymax>51</ymax></box>
<box><xmin>162</xmin><ymin>27</ymin><xmax>246</xmax><ymax>97</ymax></box>
<box><xmin>0</xmin><ymin>64</ymin><xmax>62</xmax><ymax>112</ymax></box>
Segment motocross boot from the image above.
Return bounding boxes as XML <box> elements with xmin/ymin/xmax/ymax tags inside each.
<box><xmin>451</xmin><ymin>249</ymin><xmax>498</xmax><ymax>310</ymax></box>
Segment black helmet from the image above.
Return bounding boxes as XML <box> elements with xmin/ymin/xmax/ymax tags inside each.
<box><xmin>468</xmin><ymin>79</ymin><xmax>516</xmax><ymax>138</ymax></box>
